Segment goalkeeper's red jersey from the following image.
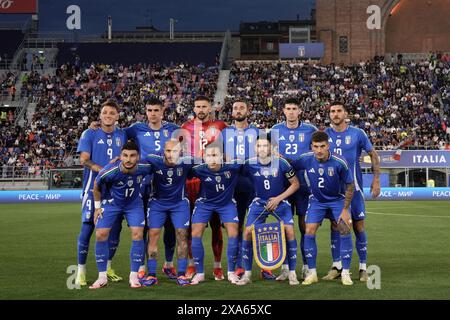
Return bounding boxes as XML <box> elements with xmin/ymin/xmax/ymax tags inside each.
<box><xmin>181</xmin><ymin>119</ymin><xmax>227</xmax><ymax>158</ymax></box>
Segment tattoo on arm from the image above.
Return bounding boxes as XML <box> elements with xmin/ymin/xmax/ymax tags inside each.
<box><xmin>80</xmin><ymin>153</ymin><xmax>102</xmax><ymax>172</ymax></box>
<box><xmin>84</xmin><ymin>159</ymin><xmax>101</xmax><ymax>172</ymax></box>
<box><xmin>344</xmin><ymin>183</ymin><xmax>354</xmax><ymax>209</ymax></box>
<box><xmin>368</xmin><ymin>150</ymin><xmax>380</xmax><ymax>179</ymax></box>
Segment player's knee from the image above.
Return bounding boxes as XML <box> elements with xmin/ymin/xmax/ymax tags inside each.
<box><xmin>131</xmin><ymin>229</ymin><xmax>143</xmax><ymax>240</ymax></box>
<box><xmin>191</xmin><ymin>225</ymin><xmax>203</xmax><ymax>238</ymax></box>
<box><xmin>243</xmin><ymin>227</ymin><xmax>252</xmax><ymax>240</ymax></box>
<box><xmin>226</xmin><ymin>224</ymin><xmax>239</xmax><ymax>238</ymax></box>
<box><xmin>176</xmin><ymin>228</ymin><xmax>188</xmax><ymax>239</ymax></box>
<box><xmin>305</xmin><ymin>225</ymin><xmax>316</xmax><ymax>235</ymax></box>
<box><xmin>285</xmin><ymin>227</ymin><xmax>296</xmax><ymax>241</ymax></box>
<box><xmin>337</xmin><ymin>223</ymin><xmax>351</xmax><ymax>236</ymax></box>
<box><xmin>96</xmin><ymin>229</ymin><xmax>109</xmax><ymax>241</ymax></box>
<box><xmin>150</xmin><ymin>229</ymin><xmax>161</xmax><ymax>239</ymax></box>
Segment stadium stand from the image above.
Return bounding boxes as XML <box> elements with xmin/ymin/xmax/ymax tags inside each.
<box><xmin>1</xmin><ymin>49</ymin><xmax>448</xmax><ymax>181</ymax></box>
<box><xmin>1</xmin><ymin>61</ymin><xmax>219</xmax><ymax>172</ymax></box>
<box><xmin>224</xmin><ymin>54</ymin><xmax>449</xmax><ymax>150</ymax></box>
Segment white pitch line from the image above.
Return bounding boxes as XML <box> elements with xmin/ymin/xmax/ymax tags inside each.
<box><xmin>366</xmin><ymin>211</ymin><xmax>450</xmax><ymax>219</ymax></box>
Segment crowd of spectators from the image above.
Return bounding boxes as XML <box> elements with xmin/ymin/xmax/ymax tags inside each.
<box><xmin>1</xmin><ymin>54</ymin><xmax>449</xmax><ymax>179</ymax></box>
<box><xmin>224</xmin><ymin>54</ymin><xmax>449</xmax><ymax>150</ymax></box>
<box><xmin>0</xmin><ymin>61</ymin><xmax>218</xmax><ymax>174</ymax></box>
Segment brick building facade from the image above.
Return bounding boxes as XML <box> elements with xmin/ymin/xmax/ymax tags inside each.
<box><xmin>316</xmin><ymin>0</ymin><xmax>450</xmax><ymax>64</ymax></box>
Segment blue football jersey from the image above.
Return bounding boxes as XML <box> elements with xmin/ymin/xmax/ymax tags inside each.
<box><xmin>293</xmin><ymin>152</ymin><xmax>353</xmax><ymax>202</ymax></box>
<box><xmin>146</xmin><ymin>155</ymin><xmax>194</xmax><ymax>203</ymax></box>
<box><xmin>325</xmin><ymin>125</ymin><xmax>373</xmax><ymax>191</ymax></box>
<box><xmin>242</xmin><ymin>156</ymin><xmax>296</xmax><ymax>201</ymax></box>
<box><xmin>272</xmin><ymin>121</ymin><xmax>317</xmax><ymax>191</ymax></box>
<box><xmin>190</xmin><ymin>162</ymin><xmax>241</xmax><ymax>206</ymax></box>
<box><xmin>271</xmin><ymin>121</ymin><xmax>318</xmax><ymax>161</ymax></box>
<box><xmin>77</xmin><ymin>128</ymin><xmax>127</xmax><ymax>195</ymax></box>
<box><xmin>95</xmin><ymin>161</ymin><xmax>152</xmax><ymax>208</ymax></box>
<box><xmin>124</xmin><ymin>121</ymin><xmax>180</xmax><ymax>159</ymax></box>
<box><xmin>222</xmin><ymin>124</ymin><xmax>259</xmax><ymax>163</ymax></box>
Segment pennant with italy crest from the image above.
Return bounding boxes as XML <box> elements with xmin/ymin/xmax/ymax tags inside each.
<box><xmin>251</xmin><ymin>222</ymin><xmax>286</xmax><ymax>270</ymax></box>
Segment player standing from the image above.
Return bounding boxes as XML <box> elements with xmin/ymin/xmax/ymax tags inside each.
<box><xmin>271</xmin><ymin>98</ymin><xmax>318</xmax><ymax>280</ymax></box>
<box><xmin>222</xmin><ymin>99</ymin><xmax>278</xmax><ymax>280</ymax></box>
<box><xmin>90</xmin><ymin>141</ymin><xmax>151</xmax><ymax>289</ymax></box>
<box><xmin>75</xmin><ymin>99</ymin><xmax>126</xmax><ymax>286</ymax></box>
<box><xmin>124</xmin><ymin>98</ymin><xmax>180</xmax><ymax>279</ymax></box>
<box><xmin>236</xmin><ymin>135</ymin><xmax>300</xmax><ymax>285</ymax></box>
<box><xmin>292</xmin><ymin>131</ymin><xmax>355</xmax><ymax>286</ymax></box>
<box><xmin>322</xmin><ymin>103</ymin><xmax>380</xmax><ymax>281</ymax></box>
<box><xmin>141</xmin><ymin>140</ymin><xmax>194</xmax><ymax>287</ymax></box>
<box><xmin>189</xmin><ymin>142</ymin><xmax>241</xmax><ymax>285</ymax></box>
<box><xmin>181</xmin><ymin>95</ymin><xmax>227</xmax><ymax>280</ymax></box>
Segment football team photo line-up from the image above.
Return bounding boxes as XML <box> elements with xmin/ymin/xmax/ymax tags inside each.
<box><xmin>74</xmin><ymin>96</ymin><xmax>380</xmax><ymax>289</ymax></box>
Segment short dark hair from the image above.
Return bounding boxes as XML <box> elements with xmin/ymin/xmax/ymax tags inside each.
<box><xmin>145</xmin><ymin>97</ymin><xmax>163</xmax><ymax>108</ymax></box>
<box><xmin>329</xmin><ymin>101</ymin><xmax>347</xmax><ymax>111</ymax></box>
<box><xmin>311</xmin><ymin>131</ymin><xmax>329</xmax><ymax>144</ymax></box>
<box><xmin>205</xmin><ymin>140</ymin><xmax>223</xmax><ymax>153</ymax></box>
<box><xmin>122</xmin><ymin>140</ymin><xmax>140</xmax><ymax>153</ymax></box>
<box><xmin>257</xmin><ymin>132</ymin><xmax>272</xmax><ymax>144</ymax></box>
<box><xmin>233</xmin><ymin>97</ymin><xmax>249</xmax><ymax>106</ymax></box>
<box><xmin>284</xmin><ymin>98</ymin><xmax>300</xmax><ymax>107</ymax></box>
<box><xmin>194</xmin><ymin>95</ymin><xmax>211</xmax><ymax>104</ymax></box>
<box><xmin>102</xmin><ymin>99</ymin><xmax>120</xmax><ymax>111</ymax></box>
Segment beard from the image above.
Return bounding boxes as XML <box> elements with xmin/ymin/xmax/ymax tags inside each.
<box><xmin>332</xmin><ymin>118</ymin><xmax>345</xmax><ymax>126</ymax></box>
<box><xmin>233</xmin><ymin>115</ymin><xmax>247</xmax><ymax>122</ymax></box>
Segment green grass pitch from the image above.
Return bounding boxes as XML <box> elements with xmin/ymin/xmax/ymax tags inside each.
<box><xmin>1</xmin><ymin>201</ymin><xmax>449</xmax><ymax>300</ymax></box>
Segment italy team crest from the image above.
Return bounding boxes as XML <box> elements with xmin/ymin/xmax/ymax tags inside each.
<box><xmin>299</xmin><ymin>133</ymin><xmax>305</xmax><ymax>142</ymax></box>
<box><xmin>328</xmin><ymin>167</ymin><xmax>334</xmax><ymax>177</ymax></box>
<box><xmin>251</xmin><ymin>222</ymin><xmax>286</xmax><ymax>270</ymax></box>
